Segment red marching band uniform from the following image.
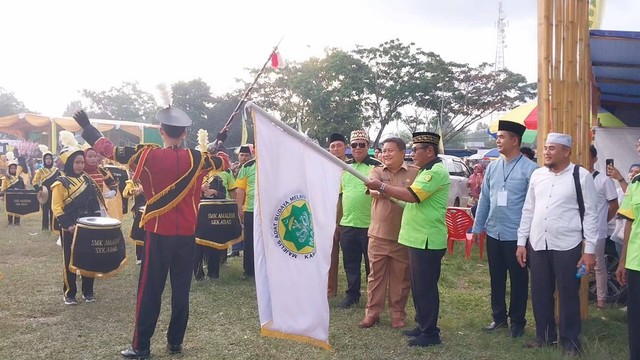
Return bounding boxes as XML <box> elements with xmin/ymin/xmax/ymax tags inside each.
<box><xmin>72</xmin><ymin>108</ymin><xmax>229</xmax><ymax>359</ymax></box>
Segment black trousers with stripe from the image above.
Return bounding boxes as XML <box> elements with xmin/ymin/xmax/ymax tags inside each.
<box><xmin>339</xmin><ymin>226</ymin><xmax>370</xmax><ymax>301</ymax></box>
<box><xmin>132</xmin><ymin>233</ymin><xmax>195</xmax><ymax>351</ymax></box>
<box><xmin>61</xmin><ymin>229</ymin><xmax>94</xmax><ymax>299</ymax></box>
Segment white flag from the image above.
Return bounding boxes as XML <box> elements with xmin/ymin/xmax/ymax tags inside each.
<box><xmin>252</xmin><ymin>105</ymin><xmax>342</xmax><ymax>349</ymax></box>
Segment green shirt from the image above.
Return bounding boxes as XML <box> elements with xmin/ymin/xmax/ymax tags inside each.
<box><xmin>618</xmin><ymin>174</ymin><xmax>640</xmax><ymax>271</ymax></box>
<box><xmin>219</xmin><ymin>170</ymin><xmax>236</xmax><ymax>200</ymax></box>
<box><xmin>340</xmin><ymin>157</ymin><xmax>380</xmax><ymax>228</ymax></box>
<box><xmin>235</xmin><ymin>160</ymin><xmax>256</xmax><ymax>212</ymax></box>
<box><xmin>398</xmin><ymin>159</ymin><xmax>450</xmax><ymax>250</ymax></box>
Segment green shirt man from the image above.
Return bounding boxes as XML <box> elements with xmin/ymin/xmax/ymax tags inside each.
<box><xmin>399</xmin><ymin>160</ymin><xmax>450</xmax><ymax>250</ymax></box>
<box><xmin>235</xmin><ymin>159</ymin><xmax>255</xmax><ymax>212</ymax></box>
<box><xmin>340</xmin><ymin>158</ymin><xmax>380</xmax><ymax>228</ymax></box>
<box><xmin>618</xmin><ymin>175</ymin><xmax>640</xmax><ymax>272</ymax></box>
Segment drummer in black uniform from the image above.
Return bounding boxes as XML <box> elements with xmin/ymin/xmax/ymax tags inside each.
<box><xmin>51</xmin><ymin>149</ymin><xmax>106</xmax><ymax>305</ymax></box>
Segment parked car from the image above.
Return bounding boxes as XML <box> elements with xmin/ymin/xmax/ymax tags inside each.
<box><xmin>438</xmin><ymin>155</ymin><xmax>472</xmax><ymax>207</ymax></box>
<box><xmin>588</xmin><ymin>238</ymin><xmax>627</xmax><ymax>304</ymax></box>
<box><xmin>402</xmin><ymin>153</ymin><xmax>471</xmax><ymax>207</ymax></box>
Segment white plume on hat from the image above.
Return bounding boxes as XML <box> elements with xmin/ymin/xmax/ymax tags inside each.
<box><xmin>59</xmin><ymin>130</ymin><xmax>79</xmax><ymax>153</ymax></box>
<box><xmin>6</xmin><ymin>152</ymin><xmax>17</xmax><ymax>166</ymax></box>
<box><xmin>197</xmin><ymin>129</ymin><xmax>209</xmax><ymax>152</ymax></box>
<box><xmin>38</xmin><ymin>144</ymin><xmax>52</xmax><ymax>156</ymax></box>
<box><xmin>156</xmin><ymin>83</ymin><xmax>172</xmax><ymax>108</ymax></box>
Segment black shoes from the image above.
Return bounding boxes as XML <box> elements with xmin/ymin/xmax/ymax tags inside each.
<box><xmin>509</xmin><ymin>325</ymin><xmax>525</xmax><ymax>338</ymax></box>
<box><xmin>483</xmin><ymin>320</ymin><xmax>508</xmax><ymax>332</ymax></box>
<box><xmin>402</xmin><ymin>327</ymin><xmax>422</xmax><ymax>337</ymax></box>
<box><xmin>338</xmin><ymin>297</ymin><xmax>359</xmax><ymax>309</ymax></box>
<box><xmin>120</xmin><ymin>348</ymin><xmax>150</xmax><ymax>359</ymax></box>
<box><xmin>167</xmin><ymin>343</ymin><xmax>183</xmax><ymax>354</ymax></box>
<box><xmin>408</xmin><ymin>334</ymin><xmax>442</xmax><ymax>347</ymax></box>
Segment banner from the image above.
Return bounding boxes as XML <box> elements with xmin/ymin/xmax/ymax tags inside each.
<box><xmin>252</xmin><ymin>105</ymin><xmax>342</xmax><ymax>349</ymax></box>
<box><xmin>195</xmin><ymin>200</ymin><xmax>243</xmax><ymax>249</ymax></box>
<box><xmin>5</xmin><ymin>190</ymin><xmax>40</xmax><ymax>216</ymax></box>
<box><xmin>589</xmin><ymin>0</ymin><xmax>606</xmax><ymax>29</ymax></box>
<box><xmin>70</xmin><ymin>221</ymin><xmax>127</xmax><ymax>278</ymax></box>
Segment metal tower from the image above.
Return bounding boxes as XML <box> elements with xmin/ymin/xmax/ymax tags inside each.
<box><xmin>494</xmin><ymin>1</ymin><xmax>508</xmax><ymax>71</ymax></box>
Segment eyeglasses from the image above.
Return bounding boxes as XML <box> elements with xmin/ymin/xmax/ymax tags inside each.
<box><xmin>411</xmin><ymin>146</ymin><xmax>428</xmax><ymax>153</ymax></box>
<box><xmin>350</xmin><ymin>142</ymin><xmax>367</xmax><ymax>149</ymax></box>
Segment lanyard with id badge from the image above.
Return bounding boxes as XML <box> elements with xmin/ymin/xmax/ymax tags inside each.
<box><xmin>498</xmin><ymin>155</ymin><xmax>522</xmax><ymax>207</ymax></box>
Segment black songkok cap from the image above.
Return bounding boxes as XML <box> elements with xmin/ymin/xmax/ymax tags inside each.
<box><xmin>498</xmin><ymin>121</ymin><xmax>526</xmax><ymax>139</ymax></box>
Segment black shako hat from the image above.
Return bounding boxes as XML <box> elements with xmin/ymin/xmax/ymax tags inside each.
<box><xmin>498</xmin><ymin>120</ymin><xmax>527</xmax><ymax>139</ymax></box>
<box><xmin>156</xmin><ymin>107</ymin><xmax>192</xmax><ymax>127</ymax></box>
<box><xmin>412</xmin><ymin>131</ymin><xmax>440</xmax><ymax>146</ymax></box>
<box><xmin>328</xmin><ymin>133</ymin><xmax>347</xmax><ymax>144</ymax></box>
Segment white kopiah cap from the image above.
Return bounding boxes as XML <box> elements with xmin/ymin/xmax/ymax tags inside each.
<box><xmin>545</xmin><ymin>132</ymin><xmax>572</xmax><ymax>147</ymax></box>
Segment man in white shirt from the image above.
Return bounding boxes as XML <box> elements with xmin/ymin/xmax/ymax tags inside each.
<box><xmin>588</xmin><ymin>145</ymin><xmax>619</xmax><ymax>310</ymax></box>
<box><xmin>516</xmin><ymin>133</ymin><xmax>597</xmax><ymax>356</ymax></box>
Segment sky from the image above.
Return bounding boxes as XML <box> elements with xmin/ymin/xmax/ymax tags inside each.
<box><xmin>2</xmin><ymin>0</ymin><xmax>639</xmax><ymax>117</ymax></box>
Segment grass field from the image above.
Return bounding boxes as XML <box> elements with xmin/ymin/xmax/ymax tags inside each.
<box><xmin>0</xmin><ymin>208</ymin><xmax>630</xmax><ymax>359</ymax></box>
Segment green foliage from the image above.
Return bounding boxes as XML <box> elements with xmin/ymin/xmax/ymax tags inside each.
<box><xmin>249</xmin><ymin>49</ymin><xmax>370</xmax><ymax>146</ymax></box>
<box><xmin>81</xmin><ymin>81</ymin><xmax>157</xmax><ymax>122</ymax></box>
<box><xmin>0</xmin><ymin>87</ymin><xmax>30</xmax><ymax>116</ymax></box>
<box><xmin>353</xmin><ymin>39</ymin><xmax>430</xmax><ymax>147</ymax></box>
<box><xmin>170</xmin><ymin>79</ymin><xmax>216</xmax><ymax>147</ymax></box>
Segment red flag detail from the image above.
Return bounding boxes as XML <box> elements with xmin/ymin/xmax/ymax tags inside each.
<box><xmin>271</xmin><ymin>51</ymin><xmax>284</xmax><ymax>69</ymax></box>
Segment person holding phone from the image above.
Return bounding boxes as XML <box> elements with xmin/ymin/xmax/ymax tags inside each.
<box><xmin>589</xmin><ymin>146</ymin><xmax>619</xmax><ymax>310</ymax></box>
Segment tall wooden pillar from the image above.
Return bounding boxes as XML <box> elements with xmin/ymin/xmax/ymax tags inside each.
<box><xmin>538</xmin><ymin>0</ymin><xmax>592</xmax><ymax>320</ymax></box>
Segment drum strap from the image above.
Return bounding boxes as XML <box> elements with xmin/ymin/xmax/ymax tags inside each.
<box><xmin>41</xmin><ymin>168</ymin><xmax>61</xmax><ymax>188</ymax></box>
<box><xmin>140</xmin><ymin>149</ymin><xmax>204</xmax><ymax>227</ymax></box>
<box><xmin>5</xmin><ymin>175</ymin><xmax>23</xmax><ymax>189</ymax></box>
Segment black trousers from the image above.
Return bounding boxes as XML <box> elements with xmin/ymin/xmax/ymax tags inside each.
<box><xmin>41</xmin><ymin>196</ymin><xmax>53</xmax><ymax>230</ymax></box>
<box><xmin>243</xmin><ymin>212</ymin><xmax>254</xmax><ymax>276</ymax></box>
<box><xmin>194</xmin><ymin>245</ymin><xmax>223</xmax><ymax>279</ymax></box>
<box><xmin>7</xmin><ymin>215</ymin><xmax>20</xmax><ymax>225</ymax></box>
<box><xmin>486</xmin><ymin>236</ymin><xmax>529</xmax><ymax>326</ymax></box>
<box><xmin>135</xmin><ymin>245</ymin><xmax>144</xmax><ymax>261</ymax></box>
<box><xmin>132</xmin><ymin>233</ymin><xmax>195</xmax><ymax>351</ymax></box>
<box><xmin>628</xmin><ymin>269</ymin><xmax>640</xmax><ymax>360</ymax></box>
<box><xmin>339</xmin><ymin>226</ymin><xmax>370</xmax><ymax>300</ymax></box>
<box><xmin>409</xmin><ymin>247</ymin><xmax>445</xmax><ymax>338</ymax></box>
<box><xmin>528</xmin><ymin>243</ymin><xmax>582</xmax><ymax>350</ymax></box>
<box><xmin>61</xmin><ymin>230</ymin><xmax>94</xmax><ymax>299</ymax></box>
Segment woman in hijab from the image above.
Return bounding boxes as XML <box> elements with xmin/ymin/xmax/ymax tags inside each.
<box><xmin>51</xmin><ymin>150</ymin><xmax>105</xmax><ymax>305</ymax></box>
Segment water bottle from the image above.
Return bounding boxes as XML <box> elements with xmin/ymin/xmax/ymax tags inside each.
<box><xmin>575</xmin><ymin>264</ymin><xmax>587</xmax><ymax>279</ymax></box>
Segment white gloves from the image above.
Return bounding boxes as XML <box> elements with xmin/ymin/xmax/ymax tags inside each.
<box><xmin>103</xmin><ymin>190</ymin><xmax>116</xmax><ymax>199</ymax></box>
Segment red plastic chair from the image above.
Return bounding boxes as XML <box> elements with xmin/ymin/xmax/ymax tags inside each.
<box><xmin>445</xmin><ymin>207</ymin><xmax>485</xmax><ymax>259</ymax></box>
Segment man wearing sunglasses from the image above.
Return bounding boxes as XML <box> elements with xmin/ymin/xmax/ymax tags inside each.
<box><xmin>338</xmin><ymin>130</ymin><xmax>381</xmax><ymax>308</ymax></box>
<box><xmin>365</xmin><ymin>131</ymin><xmax>450</xmax><ymax>347</ymax></box>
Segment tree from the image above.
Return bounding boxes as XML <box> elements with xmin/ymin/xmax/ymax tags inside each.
<box><xmin>62</xmin><ymin>100</ymin><xmax>83</xmax><ymax>117</ymax></box>
<box><xmin>170</xmin><ymin>79</ymin><xmax>216</xmax><ymax>147</ymax></box>
<box><xmin>416</xmin><ymin>63</ymin><xmax>536</xmax><ymax>142</ymax></box>
<box><xmin>0</xmin><ymin>88</ymin><xmax>30</xmax><ymax>116</ymax></box>
<box><xmin>352</xmin><ymin>39</ymin><xmax>427</xmax><ymax>147</ymax></box>
<box><xmin>249</xmin><ymin>49</ymin><xmax>371</xmax><ymax>145</ymax></box>
<box><xmin>81</xmin><ymin>82</ymin><xmax>157</xmax><ymax>122</ymax></box>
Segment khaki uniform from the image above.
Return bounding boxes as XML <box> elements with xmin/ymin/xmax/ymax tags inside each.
<box><xmin>365</xmin><ymin>164</ymin><xmax>418</xmax><ymax>322</ymax></box>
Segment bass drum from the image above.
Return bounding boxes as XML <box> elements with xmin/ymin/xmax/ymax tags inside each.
<box><xmin>195</xmin><ymin>199</ymin><xmax>242</xmax><ymax>249</ymax></box>
<box><xmin>69</xmin><ymin>217</ymin><xmax>127</xmax><ymax>278</ymax></box>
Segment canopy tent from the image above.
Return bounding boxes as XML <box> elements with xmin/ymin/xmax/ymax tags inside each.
<box><xmin>591</xmin><ymin>30</ymin><xmax>640</xmax><ymax>127</ymax></box>
<box><xmin>0</xmin><ymin>113</ymin><xmax>161</xmax><ymax>153</ymax></box>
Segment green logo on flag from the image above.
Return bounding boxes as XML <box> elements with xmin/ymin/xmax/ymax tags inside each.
<box><xmin>273</xmin><ymin>194</ymin><xmax>316</xmax><ymax>258</ymax></box>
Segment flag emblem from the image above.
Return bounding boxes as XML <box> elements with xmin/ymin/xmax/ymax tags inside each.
<box><xmin>274</xmin><ymin>194</ymin><xmax>316</xmax><ymax>257</ymax></box>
